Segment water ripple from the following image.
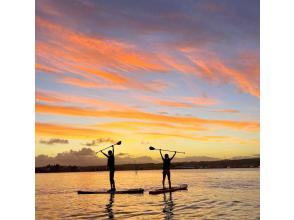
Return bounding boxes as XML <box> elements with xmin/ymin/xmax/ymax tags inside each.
<box><xmin>36</xmin><ymin>169</ymin><xmax>259</xmax><ymax>219</ymax></box>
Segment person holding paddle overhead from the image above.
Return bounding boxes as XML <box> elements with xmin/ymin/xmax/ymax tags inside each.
<box><xmin>101</xmin><ymin>147</ymin><xmax>116</xmax><ymax>191</ymax></box>
<box><xmin>98</xmin><ymin>141</ymin><xmax>121</xmax><ymax>192</ymax></box>
<box><xmin>149</xmin><ymin>146</ymin><xmax>185</xmax><ymax>190</ymax></box>
<box><xmin>160</xmin><ymin>150</ymin><xmax>176</xmax><ymax>189</ymax></box>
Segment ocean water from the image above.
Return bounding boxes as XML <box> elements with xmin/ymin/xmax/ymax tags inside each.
<box><xmin>36</xmin><ymin>168</ymin><xmax>259</xmax><ymax>219</ymax></box>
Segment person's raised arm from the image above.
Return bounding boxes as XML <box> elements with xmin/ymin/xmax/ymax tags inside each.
<box><xmin>170</xmin><ymin>152</ymin><xmax>177</xmax><ymax>160</ymax></box>
<box><xmin>160</xmin><ymin>149</ymin><xmax>164</xmax><ymax>160</ymax></box>
<box><xmin>101</xmin><ymin>151</ymin><xmax>108</xmax><ymax>158</ymax></box>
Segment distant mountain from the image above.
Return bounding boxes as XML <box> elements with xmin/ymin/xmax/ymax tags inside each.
<box><xmin>36</xmin><ymin>158</ymin><xmax>260</xmax><ymax>173</ymax></box>
<box><xmin>36</xmin><ymin>147</ymin><xmax>221</xmax><ymax>167</ymax></box>
<box><xmin>36</xmin><ymin>147</ymin><xmax>259</xmax><ymax>168</ymax></box>
<box><xmin>173</xmin><ymin>156</ymin><xmax>219</xmax><ymax>162</ymax></box>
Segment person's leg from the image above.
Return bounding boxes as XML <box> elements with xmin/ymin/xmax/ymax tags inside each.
<box><xmin>109</xmin><ymin>171</ymin><xmax>113</xmax><ymax>190</ymax></box>
<box><xmin>162</xmin><ymin>171</ymin><xmax>166</xmax><ymax>189</ymax></box>
<box><xmin>112</xmin><ymin>171</ymin><xmax>116</xmax><ymax>190</ymax></box>
<box><xmin>167</xmin><ymin>171</ymin><xmax>171</xmax><ymax>189</ymax></box>
<box><xmin>110</xmin><ymin>171</ymin><xmax>115</xmax><ymax>190</ymax></box>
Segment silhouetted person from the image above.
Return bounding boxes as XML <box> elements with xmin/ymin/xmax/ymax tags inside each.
<box><xmin>102</xmin><ymin>146</ymin><xmax>116</xmax><ymax>191</ymax></box>
<box><xmin>160</xmin><ymin>150</ymin><xmax>176</xmax><ymax>189</ymax></box>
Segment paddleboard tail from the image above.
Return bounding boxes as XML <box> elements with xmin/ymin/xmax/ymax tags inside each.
<box><xmin>149</xmin><ymin>184</ymin><xmax>188</xmax><ymax>195</ymax></box>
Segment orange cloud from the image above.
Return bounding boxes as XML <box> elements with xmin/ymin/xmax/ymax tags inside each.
<box><xmin>137</xmin><ymin>95</ymin><xmax>220</xmax><ymax>108</ymax></box>
<box><xmin>36</xmin><ymin>17</ymin><xmax>170</xmax><ymax>92</ymax></box>
<box><xmin>36</xmin><ymin>103</ymin><xmax>259</xmax><ymax>131</ymax></box>
<box><xmin>36</xmin><ymin>16</ymin><xmax>167</xmax><ymax>74</ymax></box>
<box><xmin>36</xmin><ymin>91</ymin><xmax>64</xmax><ymax>103</ymax></box>
<box><xmin>36</xmin><ymin>123</ymin><xmax>116</xmax><ymax>139</ymax></box>
<box><xmin>213</xmin><ymin>60</ymin><xmax>260</xmax><ymax>97</ymax></box>
<box><xmin>138</xmin><ymin>132</ymin><xmax>227</xmax><ymax>142</ymax></box>
<box><xmin>212</xmin><ymin>109</ymin><xmax>240</xmax><ymax>113</ymax></box>
<box><xmin>94</xmin><ymin>121</ymin><xmax>208</xmax><ymax>132</ymax></box>
<box><xmin>36</xmin><ymin>41</ymin><xmax>168</xmax><ymax>92</ymax></box>
<box><xmin>36</xmin><ymin>90</ymin><xmax>135</xmax><ymax>111</ymax></box>
<box><xmin>157</xmin><ymin>53</ymin><xmax>196</xmax><ymax>74</ymax></box>
<box><xmin>36</xmin><ymin>16</ymin><xmax>259</xmax><ymax>97</ymax></box>
<box><xmin>36</xmin><ymin>122</ymin><xmax>246</xmax><ymax>144</ymax></box>
<box><xmin>183</xmin><ymin>51</ymin><xmax>260</xmax><ymax>97</ymax></box>
<box><xmin>184</xmin><ymin>96</ymin><xmax>220</xmax><ymax>106</ymax></box>
<box><xmin>138</xmin><ymin>96</ymin><xmax>193</xmax><ymax>108</ymax></box>
<box><xmin>60</xmin><ymin>76</ymin><xmax>103</xmax><ymax>89</ymax></box>
<box><xmin>35</xmin><ymin>63</ymin><xmax>61</xmax><ymax>74</ymax></box>
<box><xmin>158</xmin><ymin>48</ymin><xmax>259</xmax><ymax>98</ymax></box>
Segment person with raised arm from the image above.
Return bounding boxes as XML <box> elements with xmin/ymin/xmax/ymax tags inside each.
<box><xmin>101</xmin><ymin>145</ymin><xmax>116</xmax><ymax>191</ymax></box>
<box><xmin>160</xmin><ymin>149</ymin><xmax>176</xmax><ymax>189</ymax></box>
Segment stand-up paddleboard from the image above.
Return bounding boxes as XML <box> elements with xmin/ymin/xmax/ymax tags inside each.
<box><xmin>77</xmin><ymin>188</ymin><xmax>144</xmax><ymax>195</ymax></box>
<box><xmin>149</xmin><ymin>184</ymin><xmax>188</xmax><ymax>195</ymax></box>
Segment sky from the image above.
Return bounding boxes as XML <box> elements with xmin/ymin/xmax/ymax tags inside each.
<box><xmin>35</xmin><ymin>0</ymin><xmax>259</xmax><ymax>166</ymax></box>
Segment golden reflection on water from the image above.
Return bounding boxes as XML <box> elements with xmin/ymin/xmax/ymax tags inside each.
<box><xmin>36</xmin><ymin>169</ymin><xmax>259</xmax><ymax>219</ymax></box>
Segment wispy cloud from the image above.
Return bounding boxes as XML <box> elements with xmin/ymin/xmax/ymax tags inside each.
<box><xmin>83</xmin><ymin>138</ymin><xmax>116</xmax><ymax>146</ymax></box>
<box><xmin>212</xmin><ymin>109</ymin><xmax>240</xmax><ymax>113</ymax></box>
<box><xmin>36</xmin><ymin>17</ymin><xmax>169</xmax><ymax>92</ymax></box>
<box><xmin>184</xmin><ymin>96</ymin><xmax>220</xmax><ymax>107</ymax></box>
<box><xmin>36</xmin><ymin>104</ymin><xmax>259</xmax><ymax>131</ymax></box>
<box><xmin>36</xmin><ymin>89</ymin><xmax>136</xmax><ymax>111</ymax></box>
<box><xmin>36</xmin><ymin>14</ymin><xmax>259</xmax><ymax>97</ymax></box>
<box><xmin>138</xmin><ymin>96</ymin><xmax>193</xmax><ymax>108</ymax></box>
<box><xmin>40</xmin><ymin>138</ymin><xmax>69</xmax><ymax>145</ymax></box>
<box><xmin>36</xmin><ymin>123</ymin><xmax>117</xmax><ymax>139</ymax></box>
<box><xmin>94</xmin><ymin>121</ymin><xmax>207</xmax><ymax>132</ymax></box>
<box><xmin>137</xmin><ymin>95</ymin><xmax>220</xmax><ymax>108</ymax></box>
<box><xmin>174</xmin><ymin>49</ymin><xmax>260</xmax><ymax>97</ymax></box>
<box><xmin>138</xmin><ymin>132</ymin><xmax>228</xmax><ymax>142</ymax></box>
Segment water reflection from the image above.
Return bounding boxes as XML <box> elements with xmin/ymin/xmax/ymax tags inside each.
<box><xmin>36</xmin><ymin>169</ymin><xmax>260</xmax><ymax>219</ymax></box>
<box><xmin>163</xmin><ymin>192</ymin><xmax>174</xmax><ymax>219</ymax></box>
<box><xmin>105</xmin><ymin>193</ymin><xmax>115</xmax><ymax>219</ymax></box>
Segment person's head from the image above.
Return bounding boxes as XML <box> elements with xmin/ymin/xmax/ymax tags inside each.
<box><xmin>108</xmin><ymin>150</ymin><xmax>113</xmax><ymax>156</ymax></box>
<box><xmin>165</xmin><ymin>154</ymin><xmax>169</xmax><ymax>159</ymax></box>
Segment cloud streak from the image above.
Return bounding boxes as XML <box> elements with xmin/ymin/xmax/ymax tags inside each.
<box><xmin>36</xmin><ymin>17</ymin><xmax>169</xmax><ymax>92</ymax></box>
<box><xmin>36</xmin><ymin>2</ymin><xmax>259</xmax><ymax>97</ymax></box>
<box><xmin>36</xmin><ymin>89</ymin><xmax>136</xmax><ymax>111</ymax></box>
<box><xmin>36</xmin><ymin>104</ymin><xmax>259</xmax><ymax>132</ymax></box>
<box><xmin>40</xmin><ymin>138</ymin><xmax>69</xmax><ymax>145</ymax></box>
<box><xmin>84</xmin><ymin>138</ymin><xmax>116</xmax><ymax>146</ymax></box>
<box><xmin>212</xmin><ymin>109</ymin><xmax>240</xmax><ymax>113</ymax></box>
<box><xmin>36</xmin><ymin>123</ymin><xmax>117</xmax><ymax>139</ymax></box>
<box><xmin>138</xmin><ymin>95</ymin><xmax>220</xmax><ymax>108</ymax></box>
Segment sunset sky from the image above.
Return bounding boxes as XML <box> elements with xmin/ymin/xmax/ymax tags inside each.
<box><xmin>35</xmin><ymin>0</ymin><xmax>259</xmax><ymax>165</ymax></box>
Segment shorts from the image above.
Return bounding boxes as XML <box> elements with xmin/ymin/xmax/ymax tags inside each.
<box><xmin>163</xmin><ymin>170</ymin><xmax>170</xmax><ymax>176</ymax></box>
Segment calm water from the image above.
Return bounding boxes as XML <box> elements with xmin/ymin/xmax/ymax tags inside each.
<box><xmin>36</xmin><ymin>169</ymin><xmax>259</xmax><ymax>219</ymax></box>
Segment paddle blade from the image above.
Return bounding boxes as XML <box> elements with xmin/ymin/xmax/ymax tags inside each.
<box><xmin>149</xmin><ymin>146</ymin><xmax>155</xmax><ymax>150</ymax></box>
<box><xmin>116</xmin><ymin>141</ymin><xmax>122</xmax><ymax>145</ymax></box>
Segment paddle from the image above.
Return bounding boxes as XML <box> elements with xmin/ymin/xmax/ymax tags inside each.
<box><xmin>96</xmin><ymin>141</ymin><xmax>122</xmax><ymax>154</ymax></box>
<box><xmin>149</xmin><ymin>146</ymin><xmax>185</xmax><ymax>154</ymax></box>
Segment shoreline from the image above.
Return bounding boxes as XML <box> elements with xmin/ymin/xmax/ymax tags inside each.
<box><xmin>35</xmin><ymin>158</ymin><xmax>260</xmax><ymax>173</ymax></box>
<box><xmin>35</xmin><ymin>167</ymin><xmax>260</xmax><ymax>175</ymax></box>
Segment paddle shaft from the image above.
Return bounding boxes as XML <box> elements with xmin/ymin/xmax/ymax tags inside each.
<box><xmin>155</xmin><ymin>148</ymin><xmax>185</xmax><ymax>154</ymax></box>
<box><xmin>96</xmin><ymin>143</ymin><xmax>119</xmax><ymax>154</ymax></box>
